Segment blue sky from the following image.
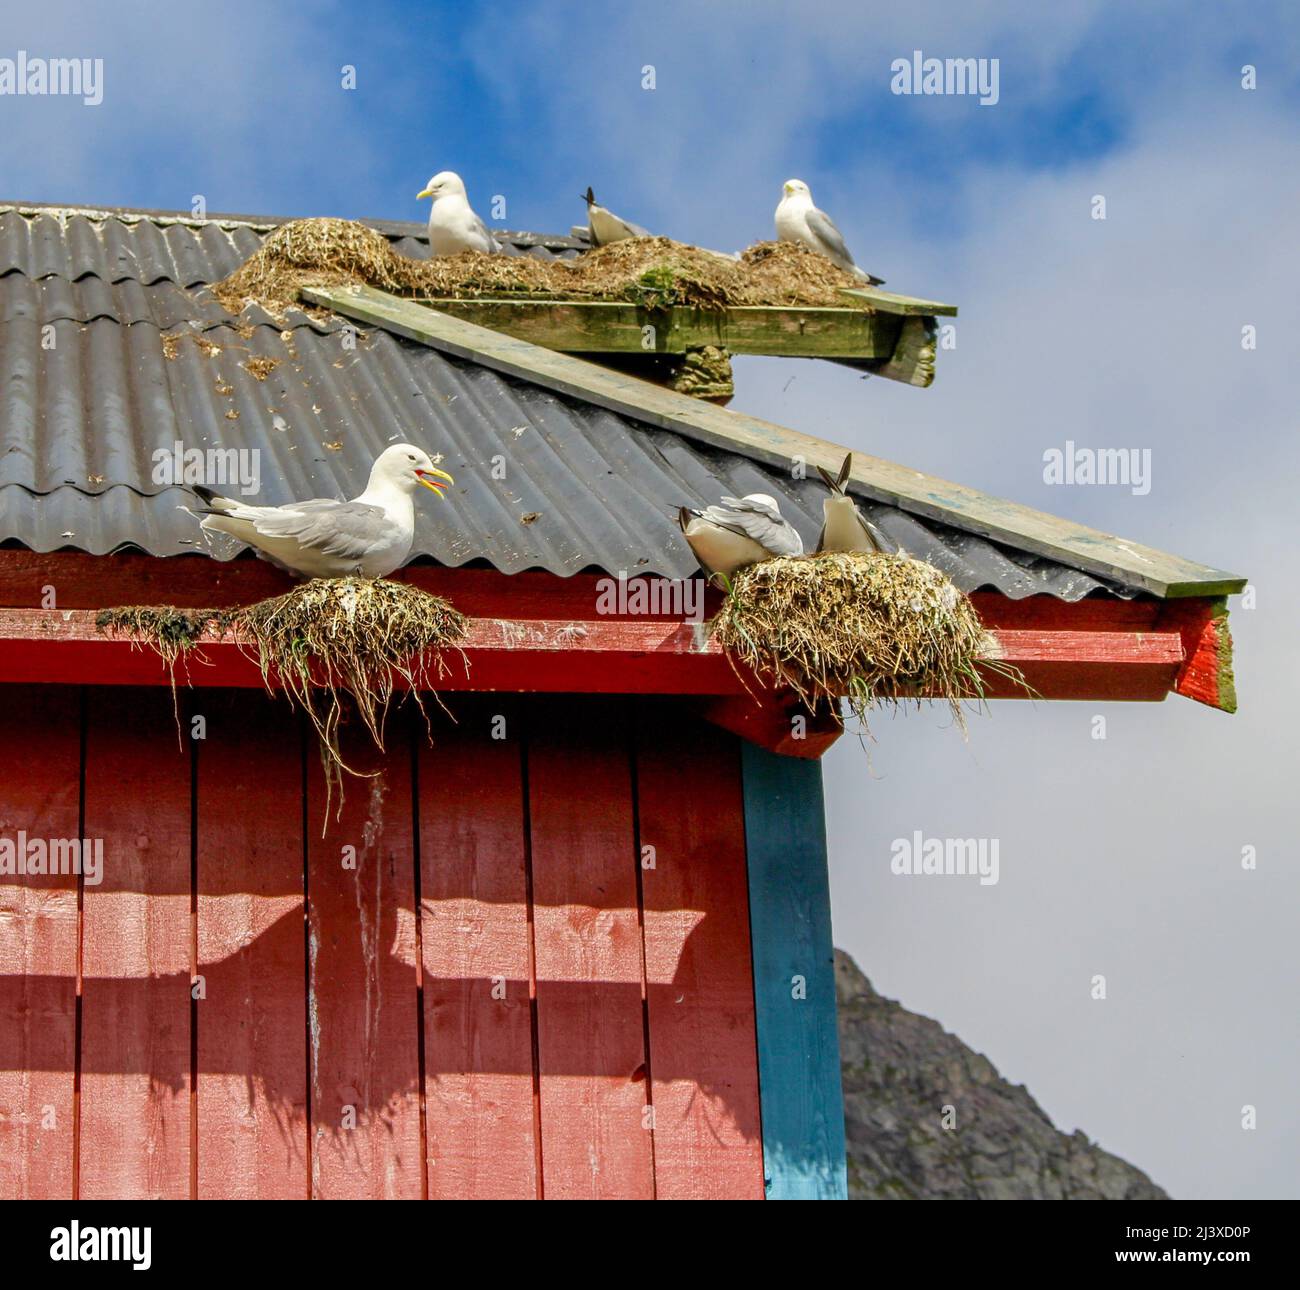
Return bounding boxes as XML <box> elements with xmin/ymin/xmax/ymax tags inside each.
<box><xmin>3</xmin><ymin>1</ymin><xmax>1298</xmax><ymax>1199</ymax></box>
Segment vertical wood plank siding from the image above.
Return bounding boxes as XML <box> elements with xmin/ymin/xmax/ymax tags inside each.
<box><xmin>0</xmin><ymin>686</ymin><xmax>80</xmax><ymax>1198</ymax></box>
<box><xmin>0</xmin><ymin>688</ymin><xmax>776</xmax><ymax>1199</ymax></box>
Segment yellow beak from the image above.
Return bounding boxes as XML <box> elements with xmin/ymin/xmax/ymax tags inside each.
<box><xmin>416</xmin><ymin>186</ymin><xmax>434</xmax><ymax>199</ymax></box>
<box><xmin>416</xmin><ymin>466</ymin><xmax>454</xmax><ymax>498</ymax></box>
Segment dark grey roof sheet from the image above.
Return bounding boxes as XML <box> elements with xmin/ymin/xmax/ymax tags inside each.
<box><xmin>0</xmin><ymin>203</ymin><xmax>1130</xmax><ymax>599</ymax></box>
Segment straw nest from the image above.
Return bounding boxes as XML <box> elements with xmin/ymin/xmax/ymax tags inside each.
<box><xmin>97</xmin><ymin>579</ymin><xmax>468</xmax><ymax>811</ymax></box>
<box><xmin>711</xmin><ymin>552</ymin><xmax>1019</xmax><ymax>732</ymax></box>
<box><xmin>210</xmin><ymin>217</ymin><xmax>877</xmax><ymax>319</ymax></box>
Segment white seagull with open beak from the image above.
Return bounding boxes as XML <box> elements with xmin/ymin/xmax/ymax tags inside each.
<box><xmin>775</xmin><ymin>179</ymin><xmax>884</xmax><ymax>285</ymax></box>
<box><xmin>417</xmin><ymin>170</ymin><xmax>500</xmax><ymax>256</ymax></box>
<box><xmin>192</xmin><ymin>443</ymin><xmax>455</xmax><ymax>579</ymax></box>
<box><xmin>678</xmin><ymin>493</ymin><xmax>804</xmax><ymax>579</ymax></box>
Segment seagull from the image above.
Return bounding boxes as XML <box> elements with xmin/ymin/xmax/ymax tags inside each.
<box><xmin>582</xmin><ymin>187</ymin><xmax>650</xmax><ymax>246</ymax></box>
<box><xmin>416</xmin><ymin>171</ymin><xmax>500</xmax><ymax>256</ymax></box>
<box><xmin>814</xmin><ymin>453</ymin><xmax>886</xmax><ymax>555</ymax></box>
<box><xmin>191</xmin><ymin>444</ymin><xmax>454</xmax><ymax>579</ymax></box>
<box><xmin>775</xmin><ymin>179</ymin><xmax>884</xmax><ymax>285</ymax></box>
<box><xmin>678</xmin><ymin>493</ymin><xmax>804</xmax><ymax>579</ymax></box>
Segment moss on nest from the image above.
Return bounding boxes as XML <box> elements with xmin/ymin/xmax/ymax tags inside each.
<box><xmin>96</xmin><ymin>606</ymin><xmax>236</xmax><ymax>742</ymax></box>
<box><xmin>712</xmin><ymin>551</ymin><xmax>1024</xmax><ymax>733</ymax></box>
<box><xmin>95</xmin><ymin>605</ymin><xmax>232</xmax><ymax>660</ymax></box>
<box><xmin>209</xmin><ymin>216</ymin><xmax>877</xmax><ymax>320</ymax></box>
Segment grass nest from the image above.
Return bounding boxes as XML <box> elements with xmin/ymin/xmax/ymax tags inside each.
<box><xmin>210</xmin><ymin>217</ymin><xmax>876</xmax><ymax>319</ymax></box>
<box><xmin>97</xmin><ymin>579</ymin><xmax>468</xmax><ymax>816</ymax></box>
<box><xmin>712</xmin><ymin>552</ymin><xmax>1024</xmax><ymax>733</ymax></box>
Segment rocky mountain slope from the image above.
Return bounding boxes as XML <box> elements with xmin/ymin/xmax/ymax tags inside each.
<box><xmin>835</xmin><ymin>949</ymin><xmax>1168</xmax><ymax>1199</ymax></box>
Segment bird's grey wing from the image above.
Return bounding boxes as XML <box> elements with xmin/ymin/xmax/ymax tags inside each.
<box><xmin>704</xmin><ymin>497</ymin><xmax>804</xmax><ymax>557</ymax></box>
<box><xmin>248</xmin><ymin>499</ymin><xmax>400</xmax><ymax>560</ymax></box>
<box><xmin>805</xmin><ymin>206</ymin><xmax>856</xmax><ymax>265</ymax></box>
<box><xmin>618</xmin><ymin>215</ymin><xmax>651</xmax><ymax>238</ymax></box>
<box><xmin>469</xmin><ymin>209</ymin><xmax>501</xmax><ymax>253</ymax></box>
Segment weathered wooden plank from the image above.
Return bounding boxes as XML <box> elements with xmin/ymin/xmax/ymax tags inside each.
<box><xmin>303</xmin><ymin>285</ymin><xmax>1244</xmax><ymax>598</ymax></box>
<box><xmin>418</xmin><ymin>699</ymin><xmax>539</xmax><ymax>1199</ymax></box>
<box><xmin>740</xmin><ymin>744</ymin><xmax>846</xmax><ymax>1200</ymax></box>
<box><xmin>0</xmin><ymin>685</ymin><xmax>80</xmax><ymax>1199</ymax></box>
<box><xmin>527</xmin><ymin>697</ymin><xmax>654</xmax><ymax>1199</ymax></box>
<box><xmin>838</xmin><ymin>285</ymin><xmax>958</xmax><ymax>316</ymax></box>
<box><xmin>305</xmin><ymin>723</ymin><xmax>423</xmax><ymax>1199</ymax></box>
<box><xmin>195</xmin><ymin>691</ymin><xmax>308</xmax><ymax>1198</ymax></box>
<box><xmin>635</xmin><ymin>710</ymin><xmax>765</xmax><ymax>1199</ymax></box>
<box><xmin>79</xmin><ymin>687</ymin><xmax>192</xmax><ymax>1200</ymax></box>
<box><xmin>0</xmin><ymin>607</ymin><xmax>1186</xmax><ymax>697</ymax></box>
<box><xmin>854</xmin><ymin>314</ymin><xmax>938</xmax><ymax>387</ymax></box>
<box><xmin>409</xmin><ymin>298</ymin><xmax>900</xmax><ymax>358</ymax></box>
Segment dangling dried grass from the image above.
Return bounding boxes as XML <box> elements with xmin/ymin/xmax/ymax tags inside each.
<box><xmin>95</xmin><ymin>606</ymin><xmax>235</xmax><ymax>745</ymax></box>
<box><xmin>209</xmin><ymin>216</ymin><xmax>878</xmax><ymax>320</ymax></box>
<box><xmin>712</xmin><ymin>552</ymin><xmax>1027</xmax><ymax>735</ymax></box>
<box><xmin>96</xmin><ymin>579</ymin><xmax>468</xmax><ymax>820</ymax></box>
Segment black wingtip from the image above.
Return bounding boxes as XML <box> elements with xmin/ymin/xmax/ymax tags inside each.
<box><xmin>583</xmin><ymin>187</ymin><xmax>596</xmax><ymax>206</ymax></box>
<box><xmin>190</xmin><ymin>484</ymin><xmax>218</xmax><ymax>504</ymax></box>
<box><xmin>838</xmin><ymin>452</ymin><xmax>852</xmax><ymax>487</ymax></box>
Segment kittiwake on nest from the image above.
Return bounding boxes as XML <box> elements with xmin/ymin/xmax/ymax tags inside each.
<box><xmin>711</xmin><ymin>551</ymin><xmax>1026</xmax><ymax>734</ymax></box>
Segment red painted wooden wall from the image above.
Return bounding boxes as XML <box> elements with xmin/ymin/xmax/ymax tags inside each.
<box><xmin>0</xmin><ymin>685</ymin><xmax>764</xmax><ymax>1199</ymax></box>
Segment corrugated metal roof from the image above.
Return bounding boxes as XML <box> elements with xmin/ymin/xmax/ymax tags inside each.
<box><xmin>0</xmin><ymin>202</ymin><xmax>1130</xmax><ymax>599</ymax></box>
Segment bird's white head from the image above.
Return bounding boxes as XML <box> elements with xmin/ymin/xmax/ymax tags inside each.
<box><xmin>781</xmin><ymin>179</ymin><xmax>812</xmax><ymax>200</ymax></box>
<box><xmin>416</xmin><ymin>171</ymin><xmax>467</xmax><ymax>202</ymax></box>
<box><xmin>369</xmin><ymin>443</ymin><xmax>455</xmax><ymax>499</ymax></box>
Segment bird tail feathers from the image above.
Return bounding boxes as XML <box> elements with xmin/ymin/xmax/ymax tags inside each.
<box><xmin>188</xmin><ymin>484</ymin><xmax>238</xmax><ymax>515</ymax></box>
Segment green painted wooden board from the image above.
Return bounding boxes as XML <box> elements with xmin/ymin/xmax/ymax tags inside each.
<box><xmin>409</xmin><ymin>297</ymin><xmax>902</xmax><ymax>358</ymax></box>
<box><xmin>741</xmin><ymin>743</ymin><xmax>847</xmax><ymax>1200</ymax></box>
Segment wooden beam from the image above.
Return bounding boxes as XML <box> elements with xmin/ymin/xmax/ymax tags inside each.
<box><xmin>302</xmin><ymin>285</ymin><xmax>1246</xmax><ymax>599</ymax></box>
<box><xmin>740</xmin><ymin>745</ymin><xmax>847</xmax><ymax>1199</ymax></box>
<box><xmin>846</xmin><ymin>315</ymin><xmax>937</xmax><ymax>388</ymax></box>
<box><xmin>408</xmin><ymin>298</ymin><xmax>901</xmax><ymax>359</ymax></box>
<box><xmin>839</xmin><ymin>285</ymin><xmax>957</xmax><ymax>317</ymax></box>
<box><xmin>0</xmin><ymin>603</ymin><xmax>1190</xmax><ymax>707</ymax></box>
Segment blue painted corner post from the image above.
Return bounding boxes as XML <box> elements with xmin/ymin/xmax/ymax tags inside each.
<box><xmin>741</xmin><ymin>742</ymin><xmax>848</xmax><ymax>1200</ymax></box>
